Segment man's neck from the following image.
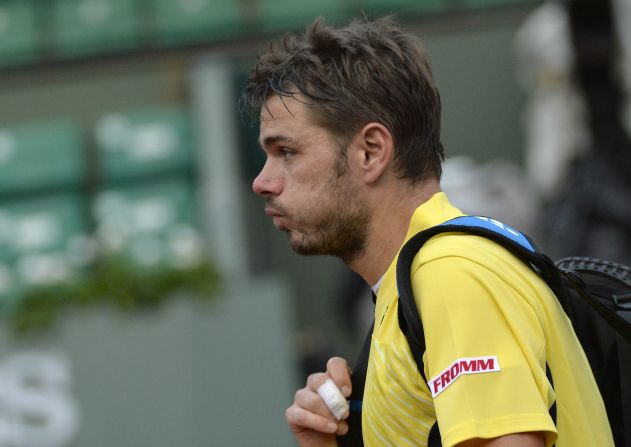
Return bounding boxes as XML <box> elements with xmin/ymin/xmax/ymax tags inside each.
<box><xmin>348</xmin><ymin>179</ymin><xmax>441</xmax><ymax>286</ymax></box>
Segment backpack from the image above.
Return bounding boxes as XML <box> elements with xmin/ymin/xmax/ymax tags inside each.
<box><xmin>339</xmin><ymin>215</ymin><xmax>631</xmax><ymax>447</ymax></box>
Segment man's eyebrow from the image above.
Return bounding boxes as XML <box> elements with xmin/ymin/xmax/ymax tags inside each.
<box><xmin>260</xmin><ymin>135</ymin><xmax>300</xmax><ymax>148</ymax></box>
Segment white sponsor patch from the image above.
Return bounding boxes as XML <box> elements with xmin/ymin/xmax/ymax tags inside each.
<box><xmin>428</xmin><ymin>356</ymin><xmax>501</xmax><ymax>397</ymax></box>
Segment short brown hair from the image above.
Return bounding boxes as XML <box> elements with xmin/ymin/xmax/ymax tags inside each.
<box><xmin>241</xmin><ymin>16</ymin><xmax>444</xmax><ymax>182</ymax></box>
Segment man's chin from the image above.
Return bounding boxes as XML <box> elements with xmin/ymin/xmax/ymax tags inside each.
<box><xmin>285</xmin><ymin>227</ymin><xmax>365</xmax><ymax>261</ymax></box>
<box><xmin>286</xmin><ymin>232</ymin><xmax>317</xmax><ymax>255</ymax></box>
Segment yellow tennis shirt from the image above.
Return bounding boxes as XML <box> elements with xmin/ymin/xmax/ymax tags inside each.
<box><xmin>362</xmin><ymin>192</ymin><xmax>613</xmax><ymax>447</ymax></box>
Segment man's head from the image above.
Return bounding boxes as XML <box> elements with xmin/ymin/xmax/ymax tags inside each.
<box><xmin>245</xmin><ymin>17</ymin><xmax>444</xmax><ymax>263</ymax></box>
<box><xmin>241</xmin><ymin>16</ymin><xmax>444</xmax><ymax>183</ymax></box>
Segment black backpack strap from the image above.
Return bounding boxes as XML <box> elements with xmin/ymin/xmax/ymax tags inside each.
<box><xmin>338</xmin><ymin>292</ymin><xmax>378</xmax><ymax>447</ymax></box>
<box><xmin>338</xmin><ymin>321</ymin><xmax>372</xmax><ymax>447</ymax></box>
<box><xmin>617</xmin><ymin>338</ymin><xmax>631</xmax><ymax>447</ymax></box>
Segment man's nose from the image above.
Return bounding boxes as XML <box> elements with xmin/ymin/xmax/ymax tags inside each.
<box><xmin>252</xmin><ymin>162</ymin><xmax>281</xmax><ymax>197</ymax></box>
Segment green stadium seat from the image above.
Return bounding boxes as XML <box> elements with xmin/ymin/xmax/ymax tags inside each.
<box><xmin>93</xmin><ymin>178</ymin><xmax>200</xmax><ymax>268</ymax></box>
<box><xmin>0</xmin><ymin>120</ymin><xmax>84</xmax><ymax>194</ymax></box>
<box><xmin>461</xmin><ymin>0</ymin><xmax>536</xmax><ymax>8</ymax></box>
<box><xmin>94</xmin><ymin>106</ymin><xmax>193</xmax><ymax>182</ymax></box>
<box><xmin>51</xmin><ymin>0</ymin><xmax>140</xmax><ymax>57</ymax></box>
<box><xmin>152</xmin><ymin>0</ymin><xmax>243</xmax><ymax>45</ymax></box>
<box><xmin>260</xmin><ymin>0</ymin><xmax>346</xmax><ymax>31</ymax></box>
<box><xmin>0</xmin><ymin>0</ymin><xmax>40</xmax><ymax>66</ymax></box>
<box><xmin>359</xmin><ymin>0</ymin><xmax>445</xmax><ymax>15</ymax></box>
<box><xmin>0</xmin><ymin>193</ymin><xmax>88</xmax><ymax>307</ymax></box>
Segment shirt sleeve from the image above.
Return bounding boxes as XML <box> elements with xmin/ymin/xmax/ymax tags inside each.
<box><xmin>414</xmin><ymin>255</ymin><xmax>558</xmax><ymax>447</ymax></box>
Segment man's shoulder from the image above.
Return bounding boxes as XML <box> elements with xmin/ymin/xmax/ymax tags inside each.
<box><xmin>410</xmin><ymin>231</ymin><xmax>516</xmax><ymax>268</ymax></box>
<box><xmin>404</xmin><ymin>229</ymin><xmax>543</xmax><ymax>295</ymax></box>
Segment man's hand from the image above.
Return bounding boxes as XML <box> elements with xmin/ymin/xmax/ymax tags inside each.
<box><xmin>285</xmin><ymin>357</ymin><xmax>352</xmax><ymax>447</ymax></box>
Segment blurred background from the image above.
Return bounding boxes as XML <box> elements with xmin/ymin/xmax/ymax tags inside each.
<box><xmin>0</xmin><ymin>0</ymin><xmax>629</xmax><ymax>445</ymax></box>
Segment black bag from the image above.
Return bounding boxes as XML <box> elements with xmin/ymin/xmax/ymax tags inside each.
<box><xmin>340</xmin><ymin>215</ymin><xmax>631</xmax><ymax>446</ymax></box>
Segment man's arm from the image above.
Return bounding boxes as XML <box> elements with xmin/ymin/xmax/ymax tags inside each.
<box><xmin>457</xmin><ymin>432</ymin><xmax>545</xmax><ymax>446</ymax></box>
<box><xmin>416</xmin><ymin>254</ymin><xmax>557</xmax><ymax>446</ymax></box>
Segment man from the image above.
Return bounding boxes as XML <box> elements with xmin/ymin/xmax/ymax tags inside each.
<box><xmin>242</xmin><ymin>16</ymin><xmax>613</xmax><ymax>447</ymax></box>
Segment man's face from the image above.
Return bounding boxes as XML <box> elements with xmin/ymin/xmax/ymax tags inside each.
<box><xmin>252</xmin><ymin>94</ymin><xmax>370</xmax><ymax>262</ymax></box>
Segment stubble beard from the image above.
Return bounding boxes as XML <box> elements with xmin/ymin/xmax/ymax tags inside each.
<box><xmin>287</xmin><ymin>171</ymin><xmax>371</xmax><ymax>265</ymax></box>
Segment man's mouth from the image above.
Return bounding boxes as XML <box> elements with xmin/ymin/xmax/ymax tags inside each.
<box><xmin>264</xmin><ymin>207</ymin><xmax>286</xmax><ymax>229</ymax></box>
<box><xmin>265</xmin><ymin>207</ymin><xmax>283</xmax><ymax>218</ymax></box>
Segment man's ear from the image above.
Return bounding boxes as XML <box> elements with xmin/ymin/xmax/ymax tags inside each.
<box><xmin>350</xmin><ymin>122</ymin><xmax>394</xmax><ymax>184</ymax></box>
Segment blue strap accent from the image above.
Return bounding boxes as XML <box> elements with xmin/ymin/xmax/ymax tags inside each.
<box><xmin>349</xmin><ymin>400</ymin><xmax>362</xmax><ymax>413</ymax></box>
<box><xmin>439</xmin><ymin>216</ymin><xmax>536</xmax><ymax>253</ymax></box>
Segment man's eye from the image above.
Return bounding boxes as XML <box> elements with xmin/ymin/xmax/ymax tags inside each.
<box><xmin>280</xmin><ymin>148</ymin><xmax>295</xmax><ymax>159</ymax></box>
